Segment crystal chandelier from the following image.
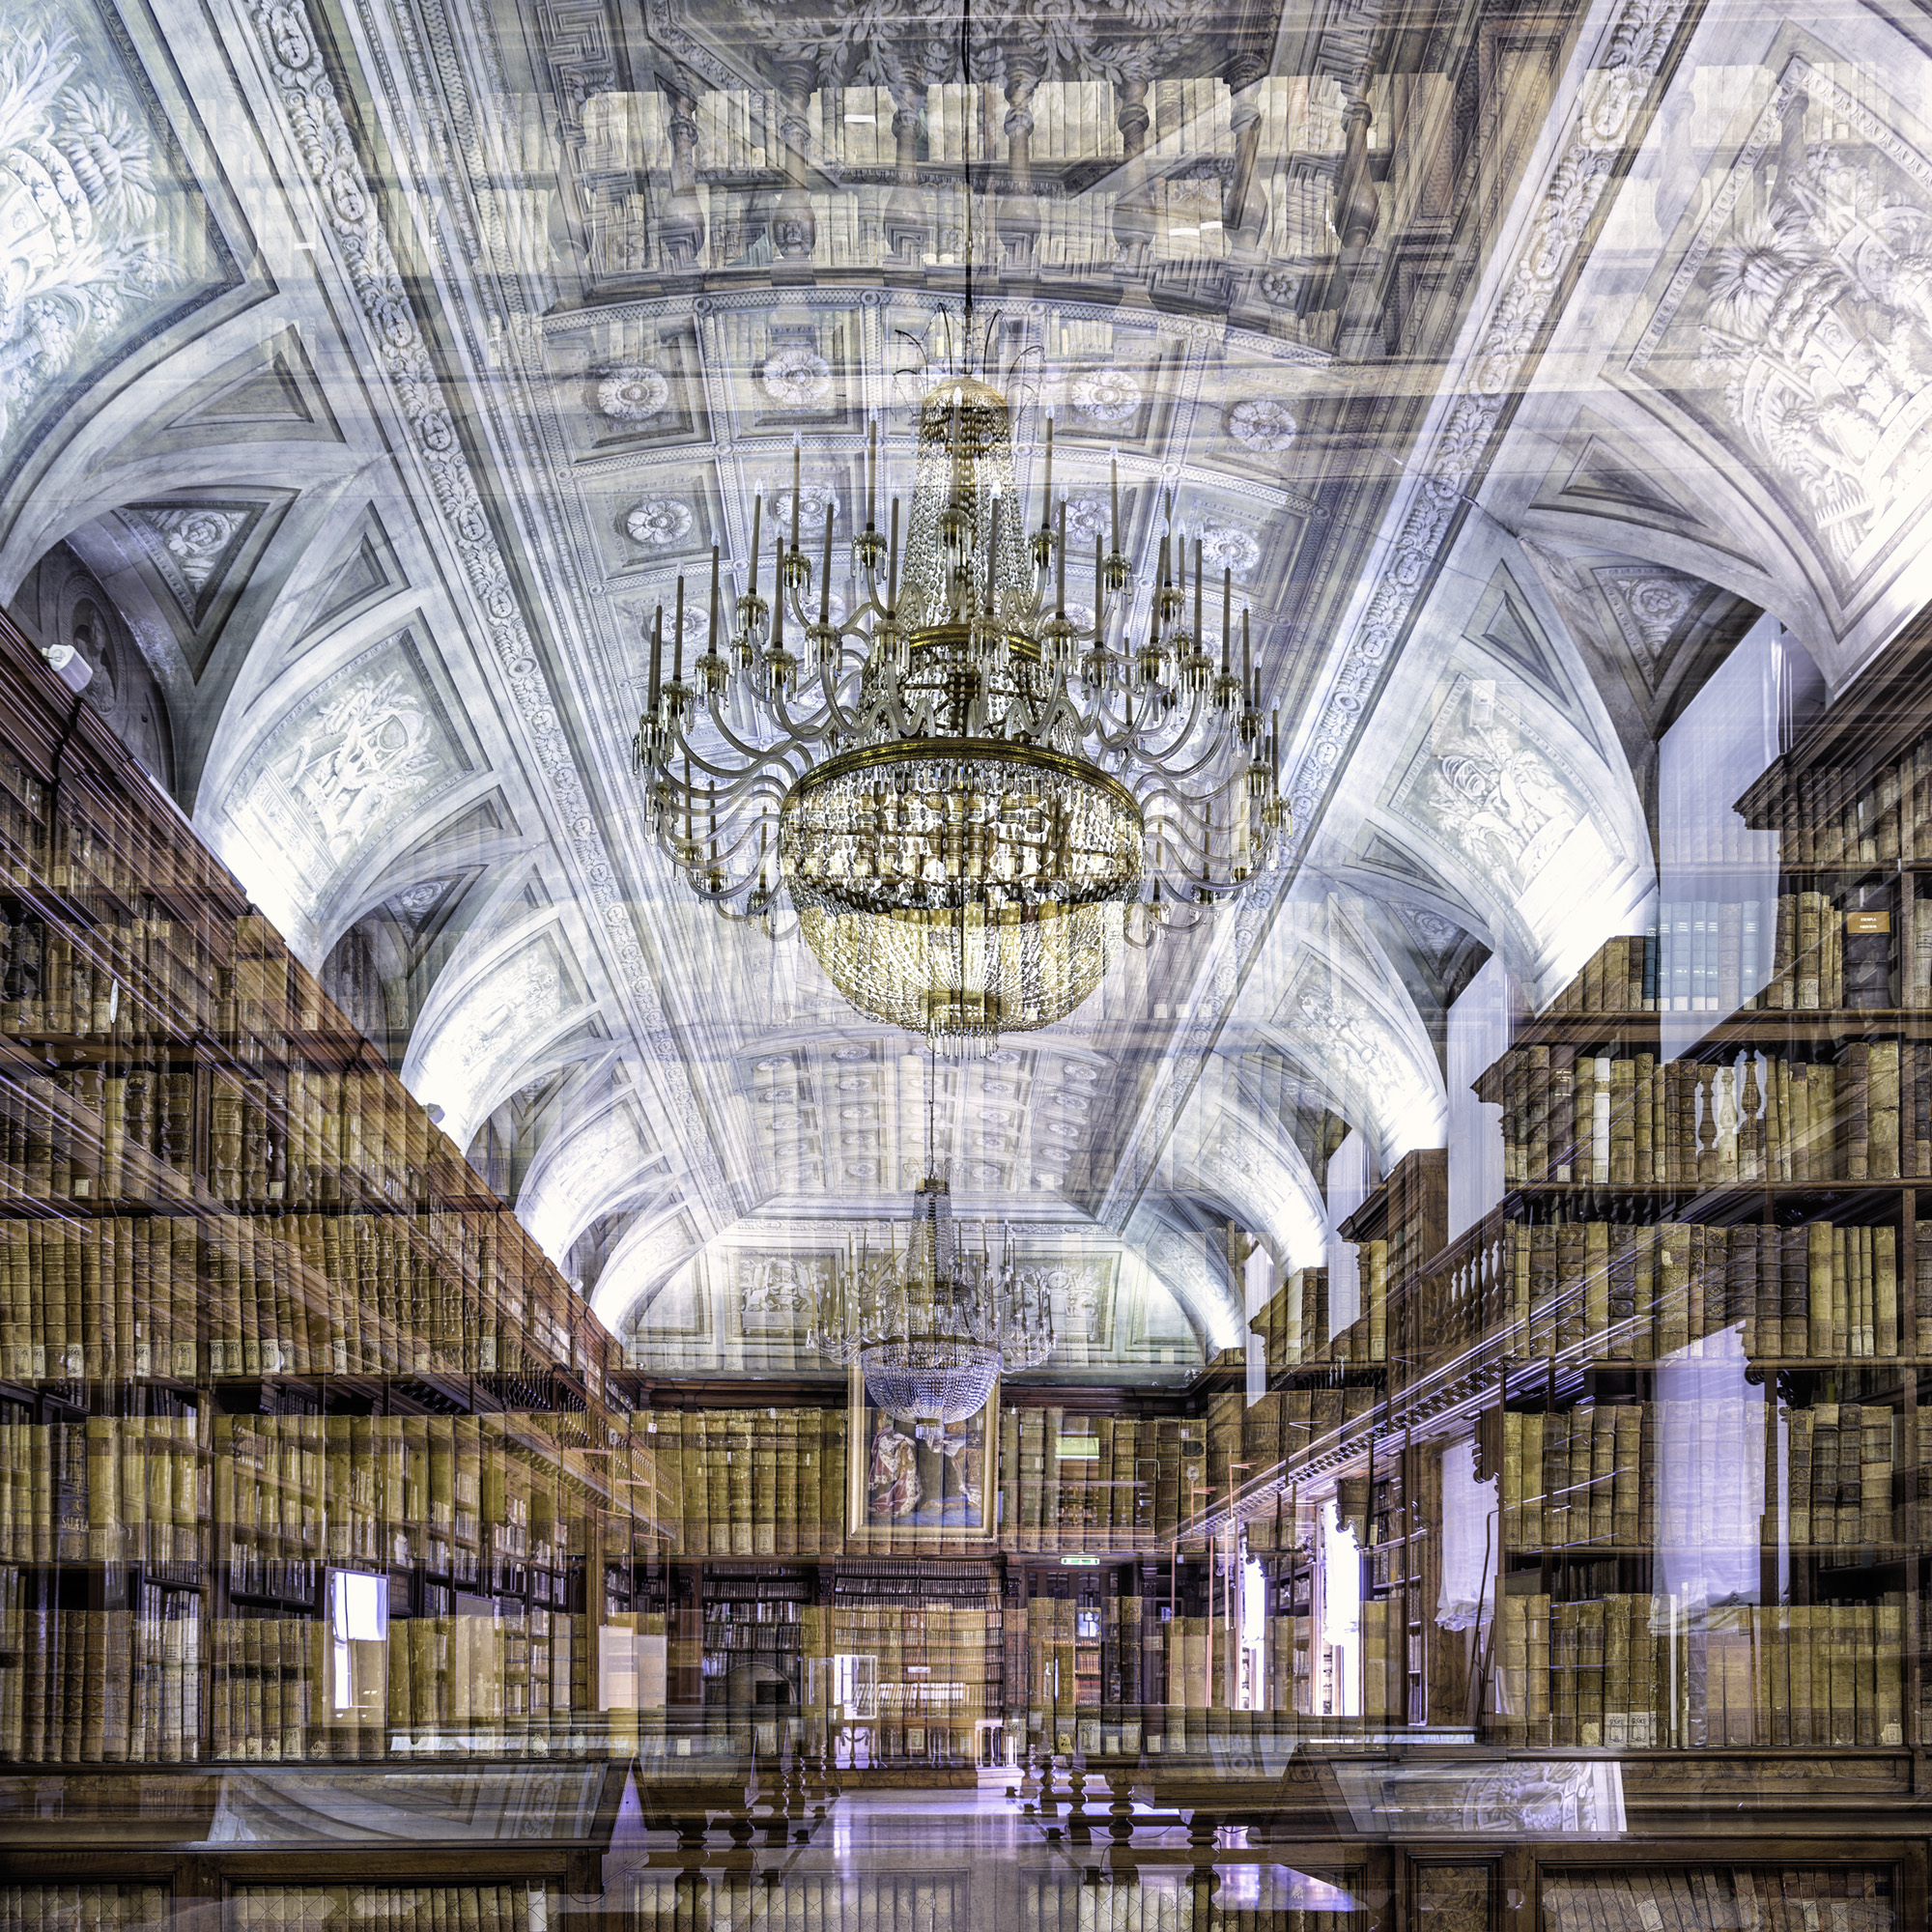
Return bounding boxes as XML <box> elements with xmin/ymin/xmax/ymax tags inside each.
<box><xmin>633</xmin><ymin>383</ymin><xmax>1286</xmax><ymax>1045</ymax></box>
<box><xmin>803</xmin><ymin>1174</ymin><xmax>1057</xmax><ymax>1436</ymax></box>
<box><xmin>634</xmin><ymin>0</ymin><xmax>1283</xmax><ymax>1051</ymax></box>
<box><xmin>631</xmin><ymin>9</ymin><xmax>1283</xmax><ymax>1047</ymax></box>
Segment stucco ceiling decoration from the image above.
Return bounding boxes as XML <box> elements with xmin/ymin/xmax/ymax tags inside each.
<box><xmin>20</xmin><ymin>0</ymin><xmax>1919</xmax><ymax>1361</ymax></box>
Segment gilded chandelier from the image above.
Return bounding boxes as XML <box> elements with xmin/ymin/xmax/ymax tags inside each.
<box><xmin>632</xmin><ymin>369</ymin><xmax>1287</xmax><ymax>1046</ymax></box>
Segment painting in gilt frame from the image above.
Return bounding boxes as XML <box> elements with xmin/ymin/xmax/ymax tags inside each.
<box><xmin>847</xmin><ymin>1368</ymin><xmax>998</xmax><ymax>1542</ymax></box>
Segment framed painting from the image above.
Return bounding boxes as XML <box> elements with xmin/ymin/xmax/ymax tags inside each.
<box><xmin>847</xmin><ymin>1368</ymin><xmax>999</xmax><ymax>1542</ymax></box>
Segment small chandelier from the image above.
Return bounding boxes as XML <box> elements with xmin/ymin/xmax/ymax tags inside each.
<box><xmin>633</xmin><ymin>385</ymin><xmax>1285</xmax><ymax>1046</ymax></box>
<box><xmin>800</xmin><ymin>1176</ymin><xmax>1056</xmax><ymax>1436</ymax></box>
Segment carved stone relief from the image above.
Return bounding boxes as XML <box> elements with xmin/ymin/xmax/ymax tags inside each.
<box><xmin>1592</xmin><ymin>562</ymin><xmax>1702</xmax><ymax>680</ymax></box>
<box><xmin>1629</xmin><ymin>56</ymin><xmax>1932</xmax><ymax>590</ymax></box>
<box><xmin>0</xmin><ymin>11</ymin><xmax>232</xmax><ymax>469</ymax></box>
<box><xmin>1398</xmin><ymin>673</ymin><xmax>1589</xmax><ymax>895</ymax></box>
<box><xmin>1226</xmin><ymin>397</ymin><xmax>1298</xmax><ymax>451</ymax></box>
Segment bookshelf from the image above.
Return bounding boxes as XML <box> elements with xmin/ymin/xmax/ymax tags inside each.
<box><xmin>0</xmin><ymin>612</ymin><xmax>677</xmax><ymax>1771</ymax></box>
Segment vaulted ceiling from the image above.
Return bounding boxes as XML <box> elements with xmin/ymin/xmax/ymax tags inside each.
<box><xmin>8</xmin><ymin>0</ymin><xmax>1931</xmax><ymax>1377</ymax></box>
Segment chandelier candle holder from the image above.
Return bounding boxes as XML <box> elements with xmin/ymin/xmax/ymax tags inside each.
<box><xmin>634</xmin><ymin>374</ymin><xmax>1288</xmax><ymax>1047</ymax></box>
<box><xmin>798</xmin><ymin>1173</ymin><xmax>1055</xmax><ymax>1438</ymax></box>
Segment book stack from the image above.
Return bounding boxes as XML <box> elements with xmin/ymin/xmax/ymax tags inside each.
<box><xmin>1490</xmin><ymin>1041</ymin><xmax>1932</xmax><ymax>1188</ymax></box>
<box><xmin>1494</xmin><ymin>1593</ymin><xmax>1901</xmax><ymax>1748</ymax></box>
<box><xmin>228</xmin><ymin>1889</ymin><xmax>545</xmax><ymax>1932</ymax></box>
<box><xmin>1</xmin><ymin>1888</ymin><xmax>172</xmax><ymax>1932</ymax></box>
<box><xmin>0</xmin><ymin>615</ymin><xmax>684</xmax><ymax>1773</ymax></box>
<box><xmin>634</xmin><ymin>1874</ymin><xmax>967</xmax><ymax>1932</ymax></box>
<box><xmin>1543</xmin><ymin>1869</ymin><xmax>1894</xmax><ymax>1932</ymax></box>
<box><xmin>1495</xmin><ymin>1217</ymin><xmax>1906</xmax><ymax>1362</ymax></box>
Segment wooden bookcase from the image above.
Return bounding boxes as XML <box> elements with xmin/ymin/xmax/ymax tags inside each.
<box><xmin>0</xmin><ymin>611</ymin><xmax>677</xmax><ymax>1774</ymax></box>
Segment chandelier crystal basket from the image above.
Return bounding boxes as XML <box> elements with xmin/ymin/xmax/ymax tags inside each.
<box><xmin>798</xmin><ymin>1173</ymin><xmax>1056</xmax><ymax>1437</ymax></box>
<box><xmin>633</xmin><ymin>371</ymin><xmax>1288</xmax><ymax>1046</ymax></box>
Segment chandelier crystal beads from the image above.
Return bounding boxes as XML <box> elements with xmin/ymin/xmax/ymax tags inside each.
<box><xmin>634</xmin><ymin>360</ymin><xmax>1287</xmax><ymax>1046</ymax></box>
<box><xmin>802</xmin><ymin>1175</ymin><xmax>1056</xmax><ymax>1435</ymax></box>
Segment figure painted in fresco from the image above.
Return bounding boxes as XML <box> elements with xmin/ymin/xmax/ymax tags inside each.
<box><xmin>937</xmin><ymin>1427</ymin><xmax>980</xmax><ymax>1516</ymax></box>
<box><xmin>867</xmin><ymin>1415</ymin><xmax>920</xmax><ymax>1518</ymax></box>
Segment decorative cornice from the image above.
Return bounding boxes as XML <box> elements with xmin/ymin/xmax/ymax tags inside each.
<box><xmin>1286</xmin><ymin>0</ymin><xmax>1690</xmax><ymax>833</ymax></box>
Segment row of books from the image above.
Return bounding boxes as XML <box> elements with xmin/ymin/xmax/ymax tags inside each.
<box><xmin>1655</xmin><ymin>892</ymin><xmax>1895</xmax><ymax>1015</ymax></box>
<box><xmin>1758</xmin><ymin>889</ymin><xmax>1899</xmax><ymax>1011</ymax></box>
<box><xmin>0</xmin><ymin>1197</ymin><xmax>608</xmax><ymax>1398</ymax></box>
<box><xmin>380</xmin><ymin>1608</ymin><xmax>582</xmax><ymax>1750</ymax></box>
<box><xmin>0</xmin><ymin>1209</ymin><xmax>554</xmax><ymax>1384</ymax></box>
<box><xmin>668</xmin><ymin>1407</ymin><xmax>846</xmax><ymax>1557</ymax></box>
<box><xmin>1</xmin><ymin>1890</ymin><xmax>171</xmax><ymax>1932</ymax></box>
<box><xmin>209</xmin><ymin>1614</ymin><xmax>316</xmax><ymax>1763</ymax></box>
<box><xmin>1495</xmin><ymin>1042</ymin><xmax>1931</xmax><ymax>1188</ymax></box>
<box><xmin>228</xmin><ymin>1891</ymin><xmax>541</xmax><ymax>1932</ymax></box>
<box><xmin>1748</xmin><ymin>743</ymin><xmax>1932</xmax><ymax>867</ymax></box>
<box><xmin>1788</xmin><ymin>1404</ymin><xmax>1903</xmax><ymax>1548</ymax></box>
<box><xmin>1359</xmin><ymin>1592</ymin><xmax>1410</xmax><ymax>1726</ymax></box>
<box><xmin>1491</xmin><ymin>1594</ymin><xmax>1906</xmax><ymax>1747</ymax></box>
<box><xmin>1264</xmin><ymin>1611</ymin><xmax>1313</xmax><ymax>1715</ymax></box>
<box><xmin>1551</xmin><ymin>905</ymin><xmax>1930</xmax><ymax>1018</ymax></box>
<box><xmin>1251</xmin><ymin>1261</ymin><xmax>1389</xmax><ymax>1378</ymax></box>
<box><xmin>1020</xmin><ymin>1877</ymin><xmax>1338</xmax><ymax>1932</ymax></box>
<box><xmin>0</xmin><ymin>1595</ymin><xmax>202</xmax><ymax>1764</ymax></box>
<box><xmin>214</xmin><ymin>1413</ymin><xmax>666</xmax><ymax>1574</ymax></box>
<box><xmin>1508</xmin><ymin>1217</ymin><xmax>1918</xmax><ymax>1363</ymax></box>
<box><xmin>663</xmin><ymin>1406</ymin><xmax>1233</xmax><ymax>1556</ymax></box>
<box><xmin>0</xmin><ymin>1060</ymin><xmax>476</xmax><ymax>1222</ymax></box>
<box><xmin>633</xmin><ymin>1875</ymin><xmax>962</xmax><ymax>1932</ymax></box>
<box><xmin>0</xmin><ymin>1415</ymin><xmax>201</xmax><ymax>1564</ymax></box>
<box><xmin>1501</xmin><ymin>1401</ymin><xmax>1903</xmax><ymax>1554</ymax></box>
<box><xmin>1544</xmin><ymin>1869</ymin><xmax>1893</xmax><ymax>1932</ymax></box>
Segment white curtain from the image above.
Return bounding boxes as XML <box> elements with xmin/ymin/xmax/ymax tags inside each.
<box><xmin>1446</xmin><ymin>955</ymin><xmax>1520</xmax><ymax>1240</ymax></box>
<box><xmin>1319</xmin><ymin>1497</ymin><xmax>1362</xmax><ymax>1717</ymax></box>
<box><xmin>1654</xmin><ymin>1325</ymin><xmax>1764</xmax><ymax>1609</ymax></box>
<box><xmin>1435</xmin><ymin>1436</ymin><xmax>1498</xmax><ymax>1632</ymax></box>
<box><xmin>1659</xmin><ymin>616</ymin><xmax>1824</xmax><ymax>1062</ymax></box>
<box><xmin>1323</xmin><ymin>1130</ymin><xmax>1374</xmax><ymax>1333</ymax></box>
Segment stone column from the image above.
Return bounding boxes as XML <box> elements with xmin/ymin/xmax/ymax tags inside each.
<box><xmin>1111</xmin><ymin>78</ymin><xmax>1154</xmax><ymax>277</ymax></box>
<box><xmin>884</xmin><ymin>78</ymin><xmax>927</xmax><ymax>271</ymax></box>
<box><xmin>1221</xmin><ymin>52</ymin><xmax>1268</xmax><ymax>258</ymax></box>
<box><xmin>1001</xmin><ymin>63</ymin><xmax>1042</xmax><ymax>277</ymax></box>
<box><xmin>660</xmin><ymin>91</ymin><xmax>706</xmax><ymax>273</ymax></box>
<box><xmin>773</xmin><ymin>57</ymin><xmax>818</xmax><ymax>277</ymax></box>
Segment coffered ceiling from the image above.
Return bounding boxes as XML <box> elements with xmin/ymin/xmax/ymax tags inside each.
<box><xmin>8</xmin><ymin>0</ymin><xmax>1932</xmax><ymax>1377</ymax></box>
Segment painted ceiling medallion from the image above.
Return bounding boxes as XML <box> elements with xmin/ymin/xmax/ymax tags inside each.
<box><xmin>760</xmin><ymin>343</ymin><xmax>834</xmax><ymax>408</ymax></box>
<box><xmin>624</xmin><ymin>498</ymin><xmax>694</xmax><ymax>547</ymax></box>
<box><xmin>1070</xmin><ymin>365</ymin><xmax>1143</xmax><ymax>423</ymax></box>
<box><xmin>1228</xmin><ymin>397</ymin><xmax>1299</xmax><ymax>451</ymax></box>
<box><xmin>596</xmin><ymin>363</ymin><xmax>671</xmax><ymax>423</ymax></box>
